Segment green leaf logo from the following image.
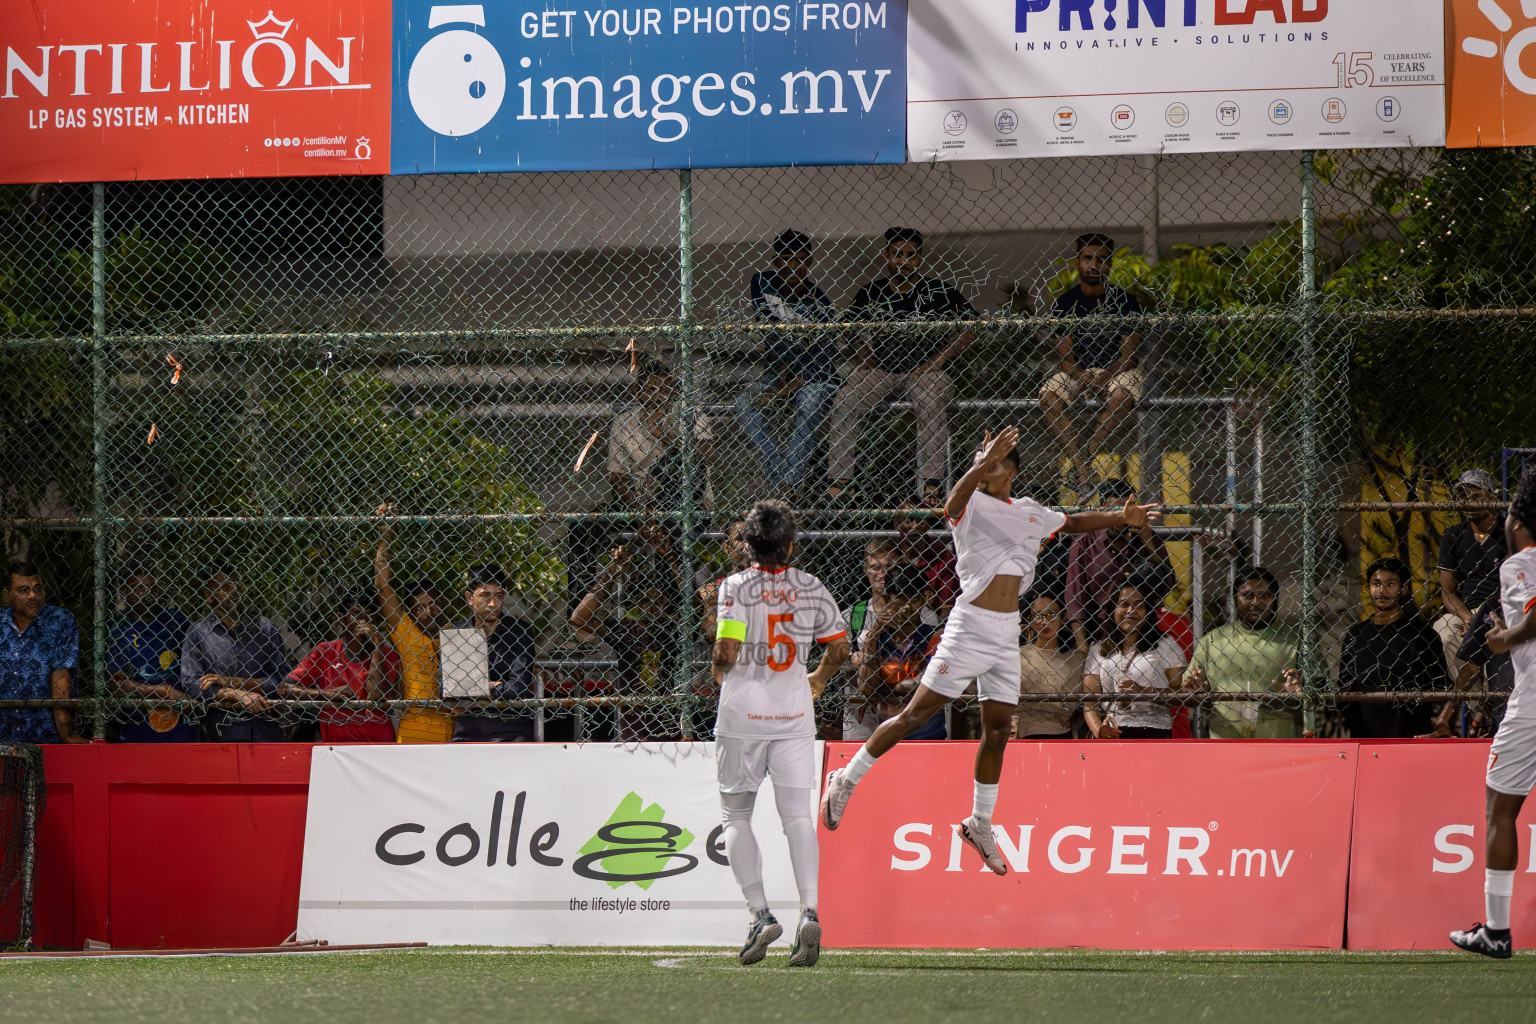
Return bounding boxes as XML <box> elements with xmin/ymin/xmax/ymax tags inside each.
<box><xmin>573</xmin><ymin>792</ymin><xmax>698</xmax><ymax>890</ymax></box>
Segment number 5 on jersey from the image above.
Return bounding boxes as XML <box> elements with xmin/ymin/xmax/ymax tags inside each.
<box><xmin>767</xmin><ymin>613</ymin><xmax>797</xmax><ymax>672</ymax></box>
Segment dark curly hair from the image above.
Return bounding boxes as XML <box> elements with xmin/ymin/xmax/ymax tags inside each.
<box><xmin>1097</xmin><ymin>577</ymin><xmax>1166</xmax><ymax>658</ymax></box>
<box><xmin>1513</xmin><ymin>466</ymin><xmax>1536</xmax><ymax>538</ymax></box>
<box><xmin>742</xmin><ymin>500</ymin><xmax>796</xmax><ymax>565</ymax></box>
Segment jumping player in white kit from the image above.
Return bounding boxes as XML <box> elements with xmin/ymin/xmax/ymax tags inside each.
<box><xmin>1452</xmin><ymin>467</ymin><xmax>1536</xmax><ymax>958</ymax></box>
<box><xmin>819</xmin><ymin>426</ymin><xmax>1161</xmax><ymax>873</ymax></box>
<box><xmin>713</xmin><ymin>500</ymin><xmax>850</xmax><ymax>966</ymax></box>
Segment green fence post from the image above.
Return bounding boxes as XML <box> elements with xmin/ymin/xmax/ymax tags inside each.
<box><xmin>90</xmin><ymin>182</ymin><xmax>108</xmax><ymax>741</ymax></box>
<box><xmin>1298</xmin><ymin>151</ymin><xmax>1320</xmax><ymax>734</ymax></box>
<box><xmin>675</xmin><ymin>168</ymin><xmax>699</xmax><ymax>740</ymax></box>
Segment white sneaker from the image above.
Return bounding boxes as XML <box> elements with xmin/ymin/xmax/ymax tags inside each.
<box><xmin>959</xmin><ymin>815</ymin><xmax>1007</xmax><ymax>875</ymax></box>
<box><xmin>819</xmin><ymin>767</ymin><xmax>855</xmax><ymax>831</ymax></box>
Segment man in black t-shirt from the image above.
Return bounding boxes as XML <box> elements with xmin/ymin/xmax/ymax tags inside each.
<box><xmin>1337</xmin><ymin>557</ymin><xmax>1448</xmax><ymax>738</ymax></box>
<box><xmin>1041</xmin><ymin>233</ymin><xmax>1145</xmax><ymax>487</ymax></box>
<box><xmin>1432</xmin><ymin>469</ymin><xmax>1508</xmax><ymax>676</ymax></box>
<box><xmin>825</xmin><ymin>227</ymin><xmax>977</xmax><ymax>507</ymax></box>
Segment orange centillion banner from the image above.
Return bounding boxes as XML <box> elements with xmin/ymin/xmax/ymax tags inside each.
<box><xmin>0</xmin><ymin>1</ymin><xmax>391</xmax><ymax>182</ymax></box>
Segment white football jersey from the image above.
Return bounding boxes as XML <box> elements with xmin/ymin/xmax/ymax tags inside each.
<box><xmin>714</xmin><ymin>565</ymin><xmax>846</xmax><ymax>739</ymax></box>
<box><xmin>1501</xmin><ymin>546</ymin><xmax>1536</xmax><ymax>719</ymax></box>
<box><xmin>947</xmin><ymin>491</ymin><xmax>1067</xmax><ymax>605</ymax></box>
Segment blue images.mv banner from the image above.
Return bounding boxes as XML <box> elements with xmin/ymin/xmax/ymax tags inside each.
<box><xmin>391</xmin><ymin>1</ymin><xmax>907</xmax><ymax>171</ymax></box>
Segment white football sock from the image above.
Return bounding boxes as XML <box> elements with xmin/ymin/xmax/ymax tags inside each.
<box><xmin>776</xmin><ymin>786</ymin><xmax>818</xmax><ymax>913</ymax></box>
<box><xmin>844</xmin><ymin>745</ymin><xmax>879</xmax><ymax>785</ymax></box>
<box><xmin>1487</xmin><ymin>869</ymin><xmax>1515</xmax><ymax>931</ymax></box>
<box><xmin>722</xmin><ymin>791</ymin><xmax>768</xmax><ymax>916</ymax></box>
<box><xmin>973</xmin><ymin>781</ymin><xmax>999</xmax><ymax>823</ymax></box>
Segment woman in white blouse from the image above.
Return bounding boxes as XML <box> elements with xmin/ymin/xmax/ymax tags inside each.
<box><xmin>1083</xmin><ymin>581</ymin><xmax>1189</xmax><ymax>738</ymax></box>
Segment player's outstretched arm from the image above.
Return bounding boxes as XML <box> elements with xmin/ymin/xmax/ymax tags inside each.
<box><xmin>1061</xmin><ymin>496</ymin><xmax>1162</xmax><ymax>535</ymax></box>
<box><xmin>944</xmin><ymin>426</ymin><xmax>1019</xmax><ymax>521</ymax></box>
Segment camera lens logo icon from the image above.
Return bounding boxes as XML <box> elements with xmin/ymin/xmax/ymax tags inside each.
<box><xmin>408</xmin><ymin>5</ymin><xmax>507</xmax><ymax>137</ymax></box>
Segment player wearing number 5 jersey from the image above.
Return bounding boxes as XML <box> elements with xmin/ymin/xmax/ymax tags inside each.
<box><xmin>713</xmin><ymin>500</ymin><xmax>849</xmax><ymax>968</ymax></box>
<box><xmin>819</xmin><ymin>426</ymin><xmax>1160</xmax><ymax>875</ymax></box>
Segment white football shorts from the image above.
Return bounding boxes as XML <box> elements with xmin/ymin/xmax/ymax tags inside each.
<box><xmin>714</xmin><ymin>734</ymin><xmax>818</xmax><ymax>794</ymax></box>
<box><xmin>919</xmin><ymin>602</ymin><xmax>1023</xmax><ymax>705</ymax></box>
<box><xmin>1487</xmin><ymin>714</ymin><xmax>1536</xmax><ymax>797</ymax></box>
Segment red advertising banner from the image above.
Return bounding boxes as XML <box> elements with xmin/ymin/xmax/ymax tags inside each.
<box><xmin>1347</xmin><ymin>740</ymin><xmax>1536</xmax><ymax>949</ymax></box>
<box><xmin>1</xmin><ymin>1</ymin><xmax>390</xmax><ymax>183</ymax></box>
<box><xmin>819</xmin><ymin>741</ymin><xmax>1357</xmax><ymax>950</ymax></box>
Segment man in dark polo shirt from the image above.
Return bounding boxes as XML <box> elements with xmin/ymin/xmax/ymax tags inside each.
<box><xmin>1434</xmin><ymin>469</ymin><xmax>1508</xmax><ymax>677</ymax></box>
<box><xmin>451</xmin><ymin>564</ymin><xmax>539</xmax><ymax>742</ymax></box>
<box><xmin>1041</xmin><ymin>233</ymin><xmax>1145</xmax><ymax>489</ymax></box>
<box><xmin>825</xmin><ymin>227</ymin><xmax>977</xmax><ymax>508</ymax></box>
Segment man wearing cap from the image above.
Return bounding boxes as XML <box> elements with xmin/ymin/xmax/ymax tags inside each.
<box><xmin>1434</xmin><ymin>469</ymin><xmax>1508</xmax><ymax>678</ymax></box>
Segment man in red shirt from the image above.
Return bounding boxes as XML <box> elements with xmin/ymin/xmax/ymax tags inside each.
<box><xmin>284</xmin><ymin>593</ymin><xmax>399</xmax><ymax>743</ymax></box>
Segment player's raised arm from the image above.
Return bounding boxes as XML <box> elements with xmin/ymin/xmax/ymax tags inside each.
<box><xmin>1061</xmin><ymin>495</ymin><xmax>1162</xmax><ymax>535</ymax></box>
<box><xmin>373</xmin><ymin>504</ymin><xmax>407</xmax><ymax>634</ymax></box>
<box><xmin>944</xmin><ymin>426</ymin><xmax>1019</xmax><ymax>521</ymax></box>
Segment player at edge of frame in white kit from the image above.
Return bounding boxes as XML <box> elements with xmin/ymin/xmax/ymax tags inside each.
<box><xmin>712</xmin><ymin>499</ymin><xmax>850</xmax><ymax>967</ymax></box>
<box><xmin>818</xmin><ymin>426</ymin><xmax>1161</xmax><ymax>873</ymax></box>
<box><xmin>1452</xmin><ymin>466</ymin><xmax>1536</xmax><ymax>959</ymax></box>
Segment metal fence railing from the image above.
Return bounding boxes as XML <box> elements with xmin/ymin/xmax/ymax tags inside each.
<box><xmin>2</xmin><ymin>147</ymin><xmax>1533</xmax><ymax>742</ymax></box>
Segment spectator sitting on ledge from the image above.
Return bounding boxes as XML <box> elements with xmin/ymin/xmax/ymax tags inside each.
<box><xmin>1041</xmin><ymin>233</ymin><xmax>1145</xmax><ymax>490</ymax></box>
<box><xmin>826</xmin><ymin>227</ymin><xmax>977</xmax><ymax>508</ymax></box>
<box><xmin>736</xmin><ymin>229</ymin><xmax>840</xmax><ymax>496</ymax></box>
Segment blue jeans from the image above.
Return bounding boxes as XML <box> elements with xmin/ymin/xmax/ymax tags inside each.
<box><xmin>734</xmin><ymin>381</ymin><xmax>837</xmax><ymax>487</ymax></box>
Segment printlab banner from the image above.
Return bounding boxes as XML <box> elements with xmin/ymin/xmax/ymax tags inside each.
<box><xmin>0</xmin><ymin>0</ymin><xmax>392</xmax><ymax>183</ymax></box>
<box><xmin>818</xmin><ymin>740</ymin><xmax>1357</xmax><ymax>950</ymax></box>
<box><xmin>1346</xmin><ymin>741</ymin><xmax>1536</xmax><ymax>950</ymax></box>
<box><xmin>390</xmin><ymin>1</ymin><xmax>906</xmax><ymax>172</ymax></box>
<box><xmin>297</xmin><ymin>743</ymin><xmax>819</xmax><ymax>945</ymax></box>
<box><xmin>907</xmin><ymin>0</ymin><xmax>1445</xmax><ymax>160</ymax></box>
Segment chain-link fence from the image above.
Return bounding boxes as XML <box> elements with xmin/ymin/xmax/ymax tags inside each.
<box><xmin>3</xmin><ymin>147</ymin><xmax>1532</xmax><ymax>744</ymax></box>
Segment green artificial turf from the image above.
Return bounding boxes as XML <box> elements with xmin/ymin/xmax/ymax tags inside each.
<box><xmin>3</xmin><ymin>947</ymin><xmax>1534</xmax><ymax>1024</ymax></box>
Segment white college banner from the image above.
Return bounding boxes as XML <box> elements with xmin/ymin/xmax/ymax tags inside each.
<box><xmin>296</xmin><ymin>743</ymin><xmax>819</xmax><ymax>945</ymax></box>
<box><xmin>908</xmin><ymin>0</ymin><xmax>1445</xmax><ymax>159</ymax></box>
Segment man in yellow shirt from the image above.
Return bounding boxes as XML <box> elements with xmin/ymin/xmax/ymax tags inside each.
<box><xmin>375</xmin><ymin>518</ymin><xmax>453</xmax><ymax>743</ymax></box>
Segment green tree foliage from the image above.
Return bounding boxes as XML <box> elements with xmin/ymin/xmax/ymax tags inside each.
<box><xmin>114</xmin><ymin>363</ymin><xmax>564</xmax><ymax>621</ymax></box>
<box><xmin>1323</xmin><ymin>148</ymin><xmax>1536</xmax><ymax>470</ymax></box>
